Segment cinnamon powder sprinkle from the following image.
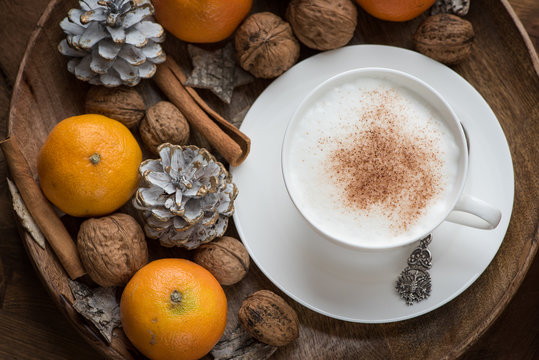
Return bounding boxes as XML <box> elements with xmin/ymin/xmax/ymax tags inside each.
<box><xmin>323</xmin><ymin>89</ymin><xmax>443</xmax><ymax>233</ymax></box>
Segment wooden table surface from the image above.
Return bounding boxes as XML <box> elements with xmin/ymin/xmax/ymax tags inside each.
<box><xmin>0</xmin><ymin>1</ymin><xmax>537</xmax><ymax>359</ymax></box>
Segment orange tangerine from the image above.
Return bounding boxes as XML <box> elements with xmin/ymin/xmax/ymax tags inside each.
<box><xmin>152</xmin><ymin>0</ymin><xmax>252</xmax><ymax>43</ymax></box>
<box><xmin>37</xmin><ymin>114</ymin><xmax>142</xmax><ymax>217</ymax></box>
<box><xmin>120</xmin><ymin>259</ymin><xmax>227</xmax><ymax>360</ymax></box>
<box><xmin>355</xmin><ymin>0</ymin><xmax>436</xmax><ymax>22</ymax></box>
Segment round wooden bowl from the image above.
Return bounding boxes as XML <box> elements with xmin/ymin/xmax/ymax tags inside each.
<box><xmin>8</xmin><ymin>0</ymin><xmax>539</xmax><ymax>359</ymax></box>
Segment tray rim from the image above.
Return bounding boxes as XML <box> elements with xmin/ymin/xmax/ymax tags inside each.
<box><xmin>6</xmin><ymin>0</ymin><xmax>539</xmax><ymax>359</ymax></box>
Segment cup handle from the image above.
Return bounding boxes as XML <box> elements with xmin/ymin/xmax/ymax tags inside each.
<box><xmin>446</xmin><ymin>194</ymin><xmax>502</xmax><ymax>230</ymax></box>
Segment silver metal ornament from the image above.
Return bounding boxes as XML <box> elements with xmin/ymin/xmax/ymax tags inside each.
<box><xmin>396</xmin><ymin>235</ymin><xmax>433</xmax><ymax>305</ymax></box>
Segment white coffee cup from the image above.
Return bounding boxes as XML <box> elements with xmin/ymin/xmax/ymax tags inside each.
<box><xmin>281</xmin><ymin>68</ymin><xmax>501</xmax><ymax>251</ymax></box>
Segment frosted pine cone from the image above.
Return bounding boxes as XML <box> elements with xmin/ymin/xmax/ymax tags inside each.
<box><xmin>58</xmin><ymin>0</ymin><xmax>165</xmax><ymax>87</ymax></box>
<box><xmin>430</xmin><ymin>0</ymin><xmax>470</xmax><ymax>16</ymax></box>
<box><xmin>134</xmin><ymin>144</ymin><xmax>238</xmax><ymax>249</ymax></box>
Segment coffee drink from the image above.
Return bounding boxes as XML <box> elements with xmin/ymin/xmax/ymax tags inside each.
<box><xmin>285</xmin><ymin>75</ymin><xmax>461</xmax><ymax>246</ymax></box>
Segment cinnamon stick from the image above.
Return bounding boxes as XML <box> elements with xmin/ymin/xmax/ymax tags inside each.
<box><xmin>153</xmin><ymin>57</ymin><xmax>250</xmax><ymax>166</ymax></box>
<box><xmin>0</xmin><ymin>136</ymin><xmax>86</xmax><ymax>279</ymax></box>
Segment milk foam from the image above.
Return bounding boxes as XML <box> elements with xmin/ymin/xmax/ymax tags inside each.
<box><xmin>286</xmin><ymin>76</ymin><xmax>460</xmax><ymax>246</ymax></box>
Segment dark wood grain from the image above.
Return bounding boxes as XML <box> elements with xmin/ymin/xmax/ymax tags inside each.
<box><xmin>0</xmin><ymin>0</ymin><xmax>537</xmax><ymax>359</ymax></box>
<box><xmin>510</xmin><ymin>0</ymin><xmax>539</xmax><ymax>50</ymax></box>
<box><xmin>0</xmin><ymin>255</ymin><xmax>6</xmax><ymax>308</ymax></box>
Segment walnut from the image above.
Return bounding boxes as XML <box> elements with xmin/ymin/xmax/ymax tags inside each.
<box><xmin>414</xmin><ymin>14</ymin><xmax>474</xmax><ymax>65</ymax></box>
<box><xmin>238</xmin><ymin>290</ymin><xmax>299</xmax><ymax>347</ymax></box>
<box><xmin>77</xmin><ymin>213</ymin><xmax>148</xmax><ymax>287</ymax></box>
<box><xmin>193</xmin><ymin>236</ymin><xmax>249</xmax><ymax>286</ymax></box>
<box><xmin>139</xmin><ymin>101</ymin><xmax>190</xmax><ymax>155</ymax></box>
<box><xmin>286</xmin><ymin>0</ymin><xmax>358</xmax><ymax>51</ymax></box>
<box><xmin>85</xmin><ymin>86</ymin><xmax>145</xmax><ymax>128</ymax></box>
<box><xmin>235</xmin><ymin>12</ymin><xmax>300</xmax><ymax>79</ymax></box>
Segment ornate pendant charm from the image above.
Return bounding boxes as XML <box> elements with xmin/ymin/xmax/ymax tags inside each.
<box><xmin>395</xmin><ymin>235</ymin><xmax>433</xmax><ymax>305</ymax></box>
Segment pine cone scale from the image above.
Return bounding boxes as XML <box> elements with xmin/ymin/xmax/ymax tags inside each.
<box><xmin>125</xmin><ymin>28</ymin><xmax>148</xmax><ymax>47</ymax></box>
<box><xmin>97</xmin><ymin>39</ymin><xmax>119</xmax><ymax>59</ymax></box>
<box><xmin>119</xmin><ymin>45</ymin><xmax>145</xmax><ymax>65</ymax></box>
<box><xmin>68</xmin><ymin>8</ymin><xmax>85</xmax><ymax>24</ymax></box>
<box><xmin>60</xmin><ymin>17</ymin><xmax>84</xmax><ymax>34</ymax></box>
<box><xmin>136</xmin><ymin>21</ymin><xmax>164</xmax><ymax>38</ymax></box>
<box><xmin>122</xmin><ymin>5</ymin><xmax>153</xmax><ymax>28</ymax></box>
<box><xmin>136</xmin><ymin>61</ymin><xmax>156</xmax><ymax>78</ymax></box>
<box><xmin>81</xmin><ymin>9</ymin><xmax>107</xmax><ymax>24</ymax></box>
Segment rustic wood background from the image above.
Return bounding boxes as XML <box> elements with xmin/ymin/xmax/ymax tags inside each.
<box><xmin>0</xmin><ymin>0</ymin><xmax>537</xmax><ymax>359</ymax></box>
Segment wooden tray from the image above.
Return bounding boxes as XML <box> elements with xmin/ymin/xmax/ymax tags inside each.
<box><xmin>8</xmin><ymin>0</ymin><xmax>539</xmax><ymax>359</ymax></box>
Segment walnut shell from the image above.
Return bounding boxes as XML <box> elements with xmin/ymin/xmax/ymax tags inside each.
<box><xmin>77</xmin><ymin>213</ymin><xmax>148</xmax><ymax>287</ymax></box>
<box><xmin>286</xmin><ymin>0</ymin><xmax>358</xmax><ymax>51</ymax></box>
<box><xmin>414</xmin><ymin>14</ymin><xmax>474</xmax><ymax>65</ymax></box>
<box><xmin>193</xmin><ymin>236</ymin><xmax>249</xmax><ymax>286</ymax></box>
<box><xmin>239</xmin><ymin>290</ymin><xmax>299</xmax><ymax>346</ymax></box>
<box><xmin>235</xmin><ymin>12</ymin><xmax>300</xmax><ymax>79</ymax></box>
<box><xmin>140</xmin><ymin>101</ymin><xmax>190</xmax><ymax>155</ymax></box>
<box><xmin>85</xmin><ymin>86</ymin><xmax>145</xmax><ymax>128</ymax></box>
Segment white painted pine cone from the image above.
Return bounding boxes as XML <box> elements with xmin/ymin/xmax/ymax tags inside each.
<box><xmin>58</xmin><ymin>0</ymin><xmax>165</xmax><ymax>87</ymax></box>
<box><xmin>431</xmin><ymin>0</ymin><xmax>470</xmax><ymax>16</ymax></box>
<box><xmin>133</xmin><ymin>143</ymin><xmax>238</xmax><ymax>249</ymax></box>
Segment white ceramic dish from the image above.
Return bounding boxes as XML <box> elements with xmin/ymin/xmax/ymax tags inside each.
<box><xmin>230</xmin><ymin>45</ymin><xmax>514</xmax><ymax>323</ymax></box>
<box><xmin>281</xmin><ymin>67</ymin><xmax>501</xmax><ymax>251</ymax></box>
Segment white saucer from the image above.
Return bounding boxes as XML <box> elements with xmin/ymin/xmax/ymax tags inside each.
<box><xmin>230</xmin><ymin>45</ymin><xmax>514</xmax><ymax>323</ymax></box>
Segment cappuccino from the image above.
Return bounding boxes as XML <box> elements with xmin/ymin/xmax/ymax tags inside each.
<box><xmin>285</xmin><ymin>76</ymin><xmax>460</xmax><ymax>246</ymax></box>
